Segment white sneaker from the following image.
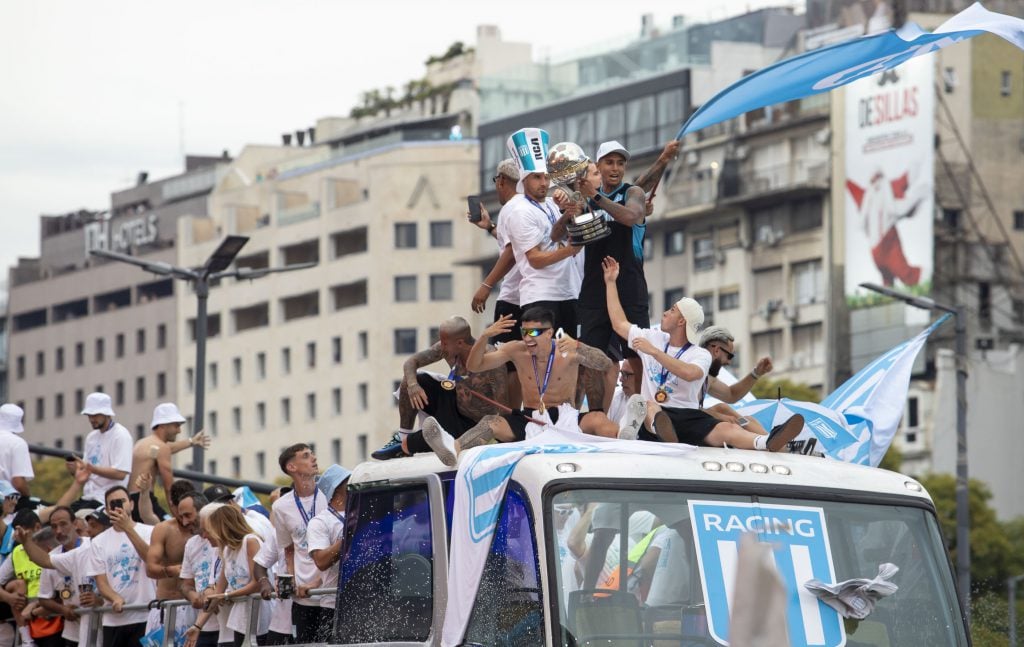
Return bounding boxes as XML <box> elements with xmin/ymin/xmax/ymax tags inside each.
<box><xmin>618</xmin><ymin>394</ymin><xmax>647</xmax><ymax>440</ymax></box>
<box><xmin>423</xmin><ymin>416</ymin><xmax>458</xmax><ymax>467</ymax></box>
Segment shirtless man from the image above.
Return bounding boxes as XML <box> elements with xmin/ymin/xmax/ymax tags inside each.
<box><xmin>421</xmin><ymin>306</ymin><xmax>648</xmax><ymax>466</ymax></box>
<box><xmin>128</xmin><ymin>402</ymin><xmax>209</xmax><ymax>521</ymax></box>
<box><xmin>144</xmin><ymin>480</ymin><xmax>200</xmax><ymax>643</ymax></box>
<box><xmin>371</xmin><ymin>316</ymin><xmax>509</xmax><ymax>460</ymax></box>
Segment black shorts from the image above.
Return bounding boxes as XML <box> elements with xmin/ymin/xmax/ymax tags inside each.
<box><xmin>579</xmin><ymin>304</ymin><xmax>650</xmax><ymax>361</ymax></box>
<box><xmin>661</xmin><ymin>406</ymin><xmax>720</xmax><ymax>445</ymax></box>
<box><xmin>492</xmin><ymin>300</ymin><xmax>523</xmax><ymax>344</ymax></box>
<box><xmin>519</xmin><ymin>299</ymin><xmax>578</xmax><ymax>338</ymax></box>
<box><xmin>503</xmin><ymin>407</ymin><xmax>596</xmax><ymax>441</ymax></box>
<box><xmin>405</xmin><ymin>373</ymin><xmax>477</xmax><ymax>454</ymax></box>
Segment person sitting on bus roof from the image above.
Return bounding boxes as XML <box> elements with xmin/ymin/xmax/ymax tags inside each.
<box><xmin>697</xmin><ymin>326</ymin><xmax>773</xmax><ymax>435</ymax></box>
<box><xmin>420</xmin><ymin>307</ymin><xmax>648</xmax><ymax>467</ymax></box>
<box><xmin>602</xmin><ymin>257</ymin><xmax>802</xmax><ymax>452</ymax></box>
<box><xmin>372</xmin><ymin>316</ymin><xmax>510</xmax><ymax>461</ymax></box>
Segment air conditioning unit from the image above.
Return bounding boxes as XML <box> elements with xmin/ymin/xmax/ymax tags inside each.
<box><xmin>783</xmin><ymin>304</ymin><xmax>798</xmax><ymax>321</ymax></box>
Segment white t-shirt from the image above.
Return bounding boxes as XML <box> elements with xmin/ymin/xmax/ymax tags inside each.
<box><xmin>180</xmin><ymin>535</ymin><xmax>221</xmax><ymax>633</ymax></box>
<box><xmin>222</xmin><ymin>534</ymin><xmax>271</xmax><ymax>635</ymax></box>
<box><xmin>253</xmin><ymin>529</ymin><xmax>294</xmax><ymax>636</ymax></box>
<box><xmin>306</xmin><ymin>508</ymin><xmax>345</xmax><ymax>609</ymax></box>
<box><xmin>506</xmin><ymin>193</ymin><xmax>578</xmax><ymax>304</ymax></box>
<box><xmin>244</xmin><ymin>509</ymin><xmax>276</xmax><ymax>544</ymax></box>
<box><xmin>0</xmin><ymin>432</ymin><xmax>33</xmax><ymax>484</ymax></box>
<box><xmin>495</xmin><ymin>202</ymin><xmax>522</xmax><ymax>305</ymax></box>
<box><xmin>41</xmin><ymin>538</ymin><xmax>92</xmax><ymax>643</ymax></box>
<box><xmin>82</xmin><ymin>422</ymin><xmax>133</xmax><ymax>502</ymax></box>
<box><xmin>272</xmin><ymin>489</ymin><xmax>328</xmax><ymax>607</ymax></box>
<box><xmin>628</xmin><ymin>325</ymin><xmax>711</xmax><ymax>410</ymax></box>
<box><xmin>606</xmin><ymin>387</ymin><xmax>627</xmax><ymax>424</ymax></box>
<box><xmin>645</xmin><ymin>527</ymin><xmax>691</xmax><ymax>608</ymax></box>
<box><xmin>87</xmin><ymin>524</ymin><xmax>155</xmax><ymax>626</ymax></box>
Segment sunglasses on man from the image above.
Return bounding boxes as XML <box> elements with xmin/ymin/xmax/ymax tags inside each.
<box><xmin>521</xmin><ymin>327</ymin><xmax>551</xmax><ymax>338</ymax></box>
<box><xmin>711</xmin><ymin>343</ymin><xmax>735</xmax><ymax>360</ymax></box>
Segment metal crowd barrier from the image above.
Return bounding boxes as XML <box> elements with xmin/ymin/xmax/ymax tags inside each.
<box><xmin>76</xmin><ymin>588</ymin><xmax>337</xmax><ymax>647</ymax></box>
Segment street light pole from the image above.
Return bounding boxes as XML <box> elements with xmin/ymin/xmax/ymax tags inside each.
<box><xmin>91</xmin><ymin>236</ymin><xmax>317</xmax><ymax>476</ymax></box>
<box><xmin>859</xmin><ymin>283</ymin><xmax>969</xmax><ymax>623</ymax></box>
<box><xmin>1010</xmin><ymin>574</ymin><xmax>1024</xmax><ymax>647</ymax></box>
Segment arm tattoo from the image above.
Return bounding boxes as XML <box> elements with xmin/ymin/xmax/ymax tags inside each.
<box><xmin>403</xmin><ymin>343</ymin><xmax>443</xmax><ymax>384</ymax></box>
<box><xmin>575</xmin><ymin>342</ymin><xmax>613</xmax><ymax>372</ymax></box>
<box><xmin>458</xmin><ymin>366</ymin><xmax>509</xmax><ymax>421</ymax></box>
<box><xmin>633</xmin><ymin>157</ymin><xmax>671</xmax><ymax>193</ymax></box>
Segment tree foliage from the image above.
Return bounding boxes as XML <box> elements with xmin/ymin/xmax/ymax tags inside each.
<box><xmin>750</xmin><ymin>378</ymin><xmax>821</xmax><ymax>402</ymax></box>
<box><xmin>30</xmin><ymin>458</ymin><xmax>75</xmax><ymax>504</ymax></box>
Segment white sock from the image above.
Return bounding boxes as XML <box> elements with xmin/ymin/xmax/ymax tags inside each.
<box><xmin>19</xmin><ymin>626</ymin><xmax>33</xmax><ymax>645</ymax></box>
<box><xmin>398</xmin><ymin>428</ymin><xmax>414</xmax><ymax>435</ymax></box>
<box><xmin>754</xmin><ymin>435</ymin><xmax>768</xmax><ymax>451</ymax></box>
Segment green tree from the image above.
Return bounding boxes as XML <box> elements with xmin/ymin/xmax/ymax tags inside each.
<box><xmin>877</xmin><ymin>447</ymin><xmax>903</xmax><ymax>473</ymax></box>
<box><xmin>30</xmin><ymin>458</ymin><xmax>75</xmax><ymax>503</ymax></box>
<box><xmin>750</xmin><ymin>378</ymin><xmax>821</xmax><ymax>402</ymax></box>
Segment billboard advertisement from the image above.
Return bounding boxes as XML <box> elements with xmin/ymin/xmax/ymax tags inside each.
<box><xmin>844</xmin><ymin>54</ymin><xmax>934</xmax><ymax>305</ymax></box>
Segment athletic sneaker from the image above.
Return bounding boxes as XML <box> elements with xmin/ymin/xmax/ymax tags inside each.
<box><xmin>422</xmin><ymin>417</ymin><xmax>458</xmax><ymax>467</ymax></box>
<box><xmin>458</xmin><ymin>421</ymin><xmax>495</xmax><ymax>451</ymax></box>
<box><xmin>371</xmin><ymin>432</ymin><xmax>406</xmax><ymax>461</ymax></box>
<box><xmin>766</xmin><ymin>414</ymin><xmax>804</xmax><ymax>452</ymax></box>
<box><xmin>618</xmin><ymin>394</ymin><xmax>648</xmax><ymax>440</ymax></box>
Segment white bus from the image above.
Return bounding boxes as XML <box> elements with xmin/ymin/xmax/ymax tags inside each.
<box><xmin>331</xmin><ymin>447</ymin><xmax>968</xmax><ymax>647</ymax></box>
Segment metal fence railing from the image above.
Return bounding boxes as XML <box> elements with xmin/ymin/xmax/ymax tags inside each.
<box><xmin>76</xmin><ymin>588</ymin><xmax>336</xmax><ymax>647</ymax></box>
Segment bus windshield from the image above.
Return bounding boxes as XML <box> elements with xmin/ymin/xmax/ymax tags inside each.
<box><xmin>549</xmin><ymin>488</ymin><xmax>966</xmax><ymax>647</ymax></box>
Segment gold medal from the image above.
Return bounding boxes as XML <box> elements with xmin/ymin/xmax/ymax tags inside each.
<box><xmin>60</xmin><ymin>588</ymin><xmax>72</xmax><ymax>600</ymax></box>
<box><xmin>655</xmin><ymin>389</ymin><xmax>668</xmax><ymax>403</ymax></box>
<box><xmin>538</xmin><ymin>402</ymin><xmax>546</xmax><ymax>415</ymax></box>
<box><xmin>440</xmin><ymin>379</ymin><xmax>455</xmax><ymax>391</ymax></box>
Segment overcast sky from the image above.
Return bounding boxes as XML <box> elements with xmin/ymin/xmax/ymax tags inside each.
<box><xmin>0</xmin><ymin>0</ymin><xmax>800</xmax><ymax>274</ymax></box>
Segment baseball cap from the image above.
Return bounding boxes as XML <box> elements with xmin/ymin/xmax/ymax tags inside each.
<box><xmin>203</xmin><ymin>484</ymin><xmax>234</xmax><ymax>504</ymax></box>
<box><xmin>316</xmin><ymin>464</ymin><xmax>353</xmax><ymax>500</ymax></box>
<box><xmin>595</xmin><ymin>140</ymin><xmax>630</xmax><ymax>164</ymax></box>
<box><xmin>150</xmin><ymin>402</ymin><xmax>187</xmax><ymax>429</ymax></box>
<box><xmin>0</xmin><ymin>480</ymin><xmax>18</xmax><ymax>498</ymax></box>
<box><xmin>81</xmin><ymin>392</ymin><xmax>115</xmax><ymax>417</ymax></box>
<box><xmin>0</xmin><ymin>404</ymin><xmax>24</xmax><ymax>434</ymax></box>
<box><xmin>675</xmin><ymin>297</ymin><xmax>706</xmax><ymax>345</ymax></box>
<box><xmin>86</xmin><ymin>508</ymin><xmax>111</xmax><ymax>527</ymax></box>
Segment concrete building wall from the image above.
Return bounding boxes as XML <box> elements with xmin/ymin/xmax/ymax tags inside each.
<box><xmin>175</xmin><ymin>140</ymin><xmax>488</xmax><ymax>480</ymax></box>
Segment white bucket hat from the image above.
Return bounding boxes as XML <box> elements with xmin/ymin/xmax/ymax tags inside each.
<box><xmin>81</xmin><ymin>392</ymin><xmax>115</xmax><ymax>417</ymax></box>
<box><xmin>675</xmin><ymin>297</ymin><xmax>706</xmax><ymax>345</ymax></box>
<box><xmin>151</xmin><ymin>403</ymin><xmax>187</xmax><ymax>429</ymax></box>
<box><xmin>0</xmin><ymin>404</ymin><xmax>24</xmax><ymax>434</ymax></box>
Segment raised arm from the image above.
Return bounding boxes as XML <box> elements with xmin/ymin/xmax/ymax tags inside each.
<box><xmin>602</xmin><ymin>257</ymin><xmax>633</xmax><ymax>340</ymax></box>
<box><xmin>54</xmin><ymin>462</ymin><xmax>90</xmax><ymax>508</ymax></box>
<box><xmin>109</xmin><ymin>508</ymin><xmax>150</xmax><ymax>562</ymax></box>
<box><xmin>15</xmin><ymin>529</ymin><xmax>54</xmax><ymax>570</ymax></box>
<box><xmin>134</xmin><ymin>472</ymin><xmax>161</xmax><ymax>525</ymax></box>
<box><xmin>632</xmin><ymin>140</ymin><xmax>680</xmax><ymax>193</ymax></box>
<box><xmin>466</xmin><ymin>316</ymin><xmax>517</xmax><ymax>373</ymax></box>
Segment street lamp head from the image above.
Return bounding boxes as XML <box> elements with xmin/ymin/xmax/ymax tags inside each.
<box><xmin>859</xmin><ymin>282</ymin><xmax>937</xmax><ymax>310</ymax></box>
<box><xmin>203</xmin><ymin>235</ymin><xmax>249</xmax><ymax>274</ymax></box>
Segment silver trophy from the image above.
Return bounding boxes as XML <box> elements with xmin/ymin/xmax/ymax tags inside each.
<box><xmin>547</xmin><ymin>142</ymin><xmax>610</xmax><ymax>246</ymax></box>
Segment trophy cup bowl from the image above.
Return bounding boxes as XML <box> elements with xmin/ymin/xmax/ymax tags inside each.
<box><xmin>547</xmin><ymin>142</ymin><xmax>610</xmax><ymax>246</ymax></box>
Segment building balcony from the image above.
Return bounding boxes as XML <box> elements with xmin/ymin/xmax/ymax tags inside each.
<box><xmin>667</xmin><ymin>158</ymin><xmax>830</xmax><ymax>216</ymax></box>
<box><xmin>277</xmin><ymin>201</ymin><xmax>321</xmax><ymax>227</ymax></box>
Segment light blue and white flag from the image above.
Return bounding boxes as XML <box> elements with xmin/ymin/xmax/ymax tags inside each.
<box><xmin>442</xmin><ymin>420</ymin><xmax>695</xmax><ymax>647</ymax></box>
<box><xmin>737</xmin><ymin>398</ymin><xmax>862</xmax><ymax>462</ymax></box>
<box><xmin>822</xmin><ymin>314</ymin><xmax>951</xmax><ymax>466</ymax></box>
<box><xmin>677</xmin><ymin>3</ymin><xmax>1024</xmax><ymax>138</ymax></box>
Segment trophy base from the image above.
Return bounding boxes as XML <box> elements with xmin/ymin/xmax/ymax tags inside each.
<box><xmin>567</xmin><ymin>212</ymin><xmax>611</xmax><ymax>246</ymax></box>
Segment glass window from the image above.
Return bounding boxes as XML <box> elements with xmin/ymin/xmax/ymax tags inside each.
<box><xmin>54</xmin><ymin>393</ymin><xmax>65</xmax><ymax>418</ymax></box>
<box><xmin>549</xmin><ymin>488</ymin><xmax>966</xmax><ymax>647</ymax></box>
<box><xmin>430</xmin><ymin>274</ymin><xmax>453</xmax><ymax>301</ymax></box>
<box><xmin>136</xmin><ymin>328</ymin><xmax>146</xmax><ymax>354</ymax></box>
<box><xmin>55</xmin><ymin>347</ymin><xmax>64</xmax><ymax>372</ymax></box>
<box><xmin>753</xmin><ymin>329</ymin><xmax>784</xmax><ymax>361</ymax></box>
<box><xmin>626</xmin><ymin>95</ymin><xmax>656</xmax><ymax>151</ymax></box>
<box><xmin>394</xmin><ymin>329</ymin><xmax>418</xmax><ymax>355</ymax></box>
<box><xmin>395</xmin><ymin>223</ymin><xmax>417</xmax><ymax>249</ymax></box>
<box><xmin>792</xmin><ymin>259</ymin><xmax>824</xmax><ymax>305</ymax></box>
<box><xmin>657</xmin><ymin>88</ymin><xmax>685</xmax><ymax>143</ymax></box>
<box><xmin>596</xmin><ymin>104</ymin><xmax>625</xmax><ymax>144</ymax></box>
<box><xmin>358</xmin><ymin>332</ymin><xmax>368</xmax><ymax>360</ymax></box>
<box><xmin>565</xmin><ymin>112</ymin><xmax>596</xmax><ymax>159</ymax></box>
<box><xmin>135</xmin><ymin>376</ymin><xmax>145</xmax><ymax>402</ymax></box>
<box><xmin>358</xmin><ymin>383</ymin><xmax>368</xmax><ymax>410</ymax></box>
<box><xmin>281</xmin><ymin>348</ymin><xmax>291</xmax><ymax>375</ymax></box>
<box><xmin>157</xmin><ymin>324</ymin><xmax>167</xmax><ymax>349</ymax></box>
<box><xmin>465</xmin><ymin>484</ymin><xmax>543</xmax><ymax>646</ymax></box>
<box><xmin>694</xmin><ymin>293</ymin><xmax>714</xmax><ymax>326</ymax></box>
<box><xmin>156</xmin><ymin>372</ymin><xmax>166</xmax><ymax>397</ymax></box>
<box><xmin>36</xmin><ymin>351</ymin><xmax>45</xmax><ymax>376</ymax></box>
<box><xmin>358</xmin><ymin>434</ymin><xmax>368</xmax><ymax>461</ymax></box>
<box><xmin>693</xmin><ymin>234</ymin><xmax>715</xmax><ymax>272</ymax></box>
<box><xmin>664</xmin><ymin>287</ymin><xmax>685</xmax><ymax>313</ymax></box>
<box><xmin>332</xmin><ymin>336</ymin><xmax>342</xmax><ymax>364</ymax></box>
<box><xmin>429</xmin><ymin>221</ymin><xmax>453</xmax><ymax>248</ymax></box>
<box><xmin>332</xmin><ymin>439</ymin><xmax>341</xmax><ymax>463</ymax></box>
<box><xmin>232</xmin><ymin>407</ymin><xmax>242</xmax><ymax>433</ymax></box>
<box><xmin>256</xmin><ymin>451</ymin><xmax>265</xmax><ymax>478</ymax></box>
<box><xmin>281</xmin><ymin>398</ymin><xmax>291</xmax><ymax>425</ymax></box>
<box><xmin>664</xmin><ymin>229</ymin><xmax>685</xmax><ymax>256</ymax></box>
<box><xmin>306</xmin><ymin>341</ymin><xmax>316</xmax><ymax>369</ymax></box>
<box><xmin>256</xmin><ymin>352</ymin><xmax>266</xmax><ymax>380</ymax></box>
<box><xmin>208</xmin><ymin>410</ymin><xmax>218</xmax><ymax>436</ymax></box>
<box><xmin>719</xmin><ymin>291</ymin><xmax>740</xmax><ymax>311</ymax></box>
<box><xmin>209</xmin><ymin>362</ymin><xmax>218</xmax><ymax>389</ymax></box>
<box><xmin>115</xmin><ymin>334</ymin><xmax>125</xmax><ymax>358</ymax></box>
<box><xmin>395</xmin><ymin>276</ymin><xmax>417</xmax><ymax>302</ymax></box>
<box><xmin>256</xmin><ymin>402</ymin><xmax>266</xmax><ymax>430</ymax></box>
<box><xmin>76</xmin><ymin>342</ymin><xmax>85</xmax><ymax>366</ymax></box>
<box><xmin>95</xmin><ymin>338</ymin><xmax>105</xmax><ymax>363</ymax></box>
<box><xmin>306</xmin><ymin>393</ymin><xmax>316</xmax><ymax>420</ymax></box>
<box><xmin>232</xmin><ymin>357</ymin><xmax>242</xmax><ymax>384</ymax></box>
<box><xmin>792</xmin><ymin>323</ymin><xmax>825</xmax><ymax>368</ymax></box>
<box><xmin>115</xmin><ymin>380</ymin><xmax>125</xmax><ymax>406</ymax></box>
<box><xmin>332</xmin><ymin>388</ymin><xmax>342</xmax><ymax>416</ymax></box>
<box><xmin>335</xmin><ymin>486</ymin><xmax>433</xmax><ymax>643</ymax></box>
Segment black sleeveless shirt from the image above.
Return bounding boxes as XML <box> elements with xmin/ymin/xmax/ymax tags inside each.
<box><xmin>580</xmin><ymin>182</ymin><xmax>648</xmax><ymax>310</ymax></box>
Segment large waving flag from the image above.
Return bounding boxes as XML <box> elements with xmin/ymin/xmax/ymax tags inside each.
<box><xmin>677</xmin><ymin>3</ymin><xmax>1024</xmax><ymax>138</ymax></box>
<box><xmin>822</xmin><ymin>314</ymin><xmax>951</xmax><ymax>466</ymax></box>
<box><xmin>737</xmin><ymin>398</ymin><xmax>866</xmax><ymax>462</ymax></box>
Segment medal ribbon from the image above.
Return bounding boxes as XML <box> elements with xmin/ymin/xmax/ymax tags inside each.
<box><xmin>328</xmin><ymin>508</ymin><xmax>345</xmax><ymax>524</ymax></box>
<box><xmin>446</xmin><ymin>367</ymin><xmax>462</xmax><ymax>383</ymax></box>
<box><xmin>531</xmin><ymin>341</ymin><xmax>556</xmax><ymax>410</ymax></box>
<box><xmin>525</xmin><ymin>196</ymin><xmax>558</xmax><ymax>225</ymax></box>
<box><xmin>658</xmin><ymin>342</ymin><xmax>692</xmax><ymax>390</ymax></box>
<box><xmin>295</xmin><ymin>493</ymin><xmax>317</xmax><ymax>527</ymax></box>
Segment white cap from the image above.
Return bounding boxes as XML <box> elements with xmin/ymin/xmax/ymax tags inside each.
<box><xmin>151</xmin><ymin>403</ymin><xmax>187</xmax><ymax>429</ymax></box>
<box><xmin>81</xmin><ymin>392</ymin><xmax>115</xmax><ymax>417</ymax></box>
<box><xmin>674</xmin><ymin>297</ymin><xmax>706</xmax><ymax>345</ymax></box>
<box><xmin>595</xmin><ymin>140</ymin><xmax>630</xmax><ymax>163</ymax></box>
<box><xmin>0</xmin><ymin>404</ymin><xmax>24</xmax><ymax>434</ymax></box>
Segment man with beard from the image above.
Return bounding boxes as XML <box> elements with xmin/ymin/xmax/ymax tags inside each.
<box><xmin>21</xmin><ymin>506</ymin><xmax>92</xmax><ymax>646</ymax></box>
<box><xmin>421</xmin><ymin>307</ymin><xmax>647</xmax><ymax>467</ymax></box>
<box><xmin>603</xmin><ymin>257</ymin><xmax>801</xmax><ymax>450</ymax></box>
<box><xmin>698</xmin><ymin>326</ymin><xmax>774</xmax><ymax>435</ymax></box>
<box><xmin>143</xmin><ymin>480</ymin><xmax>200</xmax><ymax>645</ymax></box>
<box><xmin>73</xmin><ymin>393</ymin><xmax>133</xmax><ymax>512</ymax></box>
<box><xmin>372</xmin><ymin>316</ymin><xmax>509</xmax><ymax>460</ymax></box>
<box><xmin>128</xmin><ymin>403</ymin><xmax>210</xmax><ymax>522</ymax></box>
